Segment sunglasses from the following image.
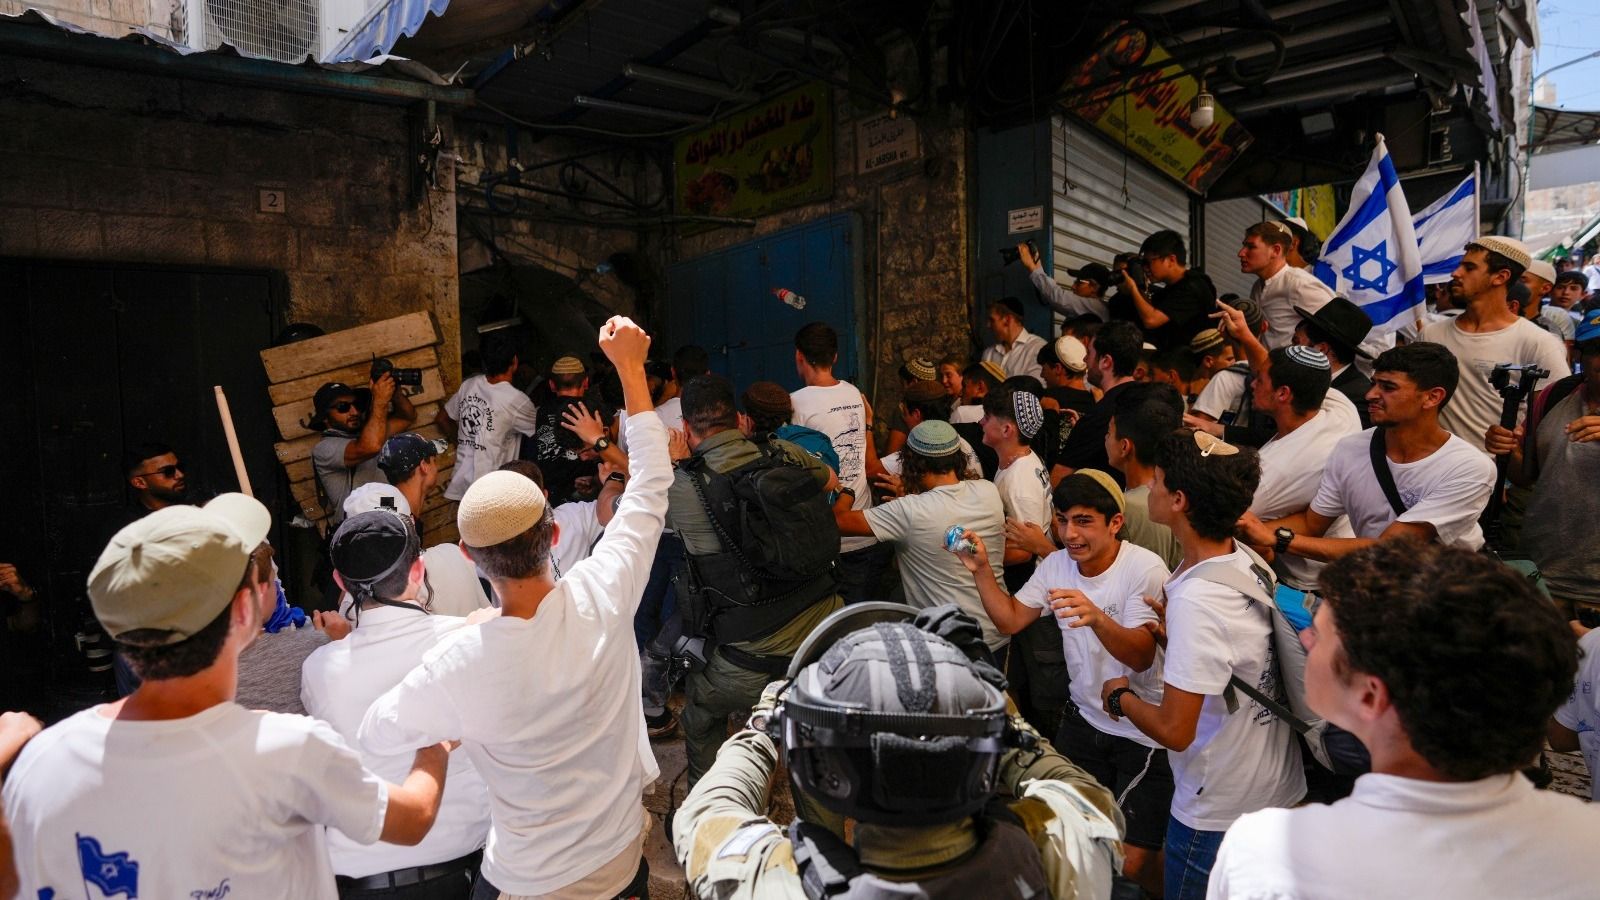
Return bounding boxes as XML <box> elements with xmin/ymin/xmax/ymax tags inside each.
<box><xmin>331</xmin><ymin>401</ymin><xmax>359</xmax><ymax>413</ymax></box>
<box><xmin>138</xmin><ymin>463</ymin><xmax>185</xmax><ymax>478</ymax></box>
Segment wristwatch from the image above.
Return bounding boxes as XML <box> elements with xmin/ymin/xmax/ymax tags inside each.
<box><xmin>837</xmin><ymin>487</ymin><xmax>857</xmax><ymax>499</ymax></box>
<box><xmin>1274</xmin><ymin>527</ymin><xmax>1295</xmax><ymax>555</ymax></box>
<box><xmin>1106</xmin><ymin>687</ymin><xmax>1136</xmax><ymax>718</ymax></box>
<box><xmin>592</xmin><ymin>436</ymin><xmax>612</xmax><ymax>453</ymax></box>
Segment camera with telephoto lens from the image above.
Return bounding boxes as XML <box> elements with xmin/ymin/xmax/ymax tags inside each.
<box><xmin>998</xmin><ymin>239</ymin><xmax>1039</xmax><ymax>266</ymax></box>
<box><xmin>1114</xmin><ymin>251</ymin><xmax>1149</xmax><ymax>295</ymax></box>
<box><xmin>371</xmin><ymin>356</ymin><xmax>423</xmax><ymax>388</ymax></box>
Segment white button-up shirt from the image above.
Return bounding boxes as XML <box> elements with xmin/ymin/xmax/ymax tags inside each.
<box><xmin>983</xmin><ymin>328</ymin><xmax>1048</xmax><ymax>382</ymax></box>
<box><xmin>300</xmin><ymin>606</ymin><xmax>491</xmax><ymax>878</ymax></box>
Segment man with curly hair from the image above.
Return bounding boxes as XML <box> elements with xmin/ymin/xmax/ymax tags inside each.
<box><xmin>1099</xmin><ymin>429</ymin><xmax>1305</xmax><ymax>900</ymax></box>
<box><xmin>1208</xmin><ymin>541</ymin><xmax>1593</xmax><ymax>898</ymax></box>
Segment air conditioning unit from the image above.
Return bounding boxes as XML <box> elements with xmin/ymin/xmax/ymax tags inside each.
<box><xmin>183</xmin><ymin>0</ymin><xmax>370</xmax><ymax>63</ymax></box>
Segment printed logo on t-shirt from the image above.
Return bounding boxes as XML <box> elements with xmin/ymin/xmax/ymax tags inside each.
<box><xmin>76</xmin><ymin>833</ymin><xmax>139</xmax><ymax>897</ymax></box>
<box><xmin>458</xmin><ymin>394</ymin><xmax>494</xmax><ymax>451</ymax></box>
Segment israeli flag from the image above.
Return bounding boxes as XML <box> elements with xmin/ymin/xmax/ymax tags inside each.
<box><xmin>1412</xmin><ymin>171</ymin><xmax>1476</xmax><ymax>285</ymax></box>
<box><xmin>1315</xmin><ymin>134</ymin><xmax>1425</xmax><ymax>334</ymax></box>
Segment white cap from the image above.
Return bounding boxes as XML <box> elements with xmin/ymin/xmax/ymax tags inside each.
<box><xmin>344</xmin><ymin>482</ymin><xmax>412</xmax><ymax>518</ymax></box>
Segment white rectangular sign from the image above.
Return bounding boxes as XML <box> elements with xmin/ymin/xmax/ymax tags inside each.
<box><xmin>1007</xmin><ymin>205</ymin><xmax>1043</xmax><ymax>235</ymax></box>
<box><xmin>856</xmin><ymin>113</ymin><xmax>919</xmax><ymax>174</ymax></box>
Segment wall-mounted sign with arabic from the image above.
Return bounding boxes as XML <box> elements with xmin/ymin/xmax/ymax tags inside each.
<box><xmin>675</xmin><ymin>81</ymin><xmax>834</xmax><ymax>222</ymax></box>
<box><xmin>1062</xmin><ymin>23</ymin><xmax>1252</xmax><ymax>194</ymax></box>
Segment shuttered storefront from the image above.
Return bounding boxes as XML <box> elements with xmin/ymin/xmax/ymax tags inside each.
<box><xmin>1048</xmin><ymin>116</ymin><xmax>1190</xmax><ymax>290</ymax></box>
<box><xmin>1204</xmin><ymin>196</ymin><xmax>1285</xmax><ymax>299</ymax></box>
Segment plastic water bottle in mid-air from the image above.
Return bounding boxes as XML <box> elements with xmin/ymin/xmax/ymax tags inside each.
<box><xmin>774</xmin><ymin>288</ymin><xmax>807</xmax><ymax>310</ymax></box>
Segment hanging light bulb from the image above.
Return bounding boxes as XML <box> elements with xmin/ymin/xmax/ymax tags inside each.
<box><xmin>1191</xmin><ymin>78</ymin><xmax>1215</xmax><ymax>129</ymax></box>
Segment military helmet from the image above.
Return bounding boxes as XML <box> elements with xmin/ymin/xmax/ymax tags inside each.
<box><xmin>769</xmin><ymin>603</ymin><xmax>1017</xmax><ymax>826</ymax></box>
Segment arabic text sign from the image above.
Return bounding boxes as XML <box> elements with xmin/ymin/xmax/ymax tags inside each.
<box><xmin>675</xmin><ymin>82</ymin><xmax>834</xmax><ymax>220</ymax></box>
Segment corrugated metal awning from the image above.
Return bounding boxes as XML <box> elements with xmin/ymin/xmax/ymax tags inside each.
<box><xmin>324</xmin><ymin>0</ymin><xmax>452</xmax><ymax>63</ymax></box>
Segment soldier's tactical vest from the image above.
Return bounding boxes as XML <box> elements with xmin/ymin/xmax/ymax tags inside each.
<box><xmin>788</xmin><ymin>810</ymin><xmax>1050</xmax><ymax>899</ymax></box>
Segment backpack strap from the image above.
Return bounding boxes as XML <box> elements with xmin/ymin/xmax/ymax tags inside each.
<box><xmin>1188</xmin><ymin>552</ymin><xmax>1312</xmax><ymax>735</ymax></box>
<box><xmin>1369</xmin><ymin>428</ymin><xmax>1408</xmax><ymax>516</ymax></box>
<box><xmin>1523</xmin><ymin>374</ymin><xmax>1583</xmax><ymax>480</ymax></box>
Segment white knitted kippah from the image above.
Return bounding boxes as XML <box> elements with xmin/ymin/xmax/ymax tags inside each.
<box><xmin>457</xmin><ymin>470</ymin><xmax>548</xmax><ymax>548</ymax></box>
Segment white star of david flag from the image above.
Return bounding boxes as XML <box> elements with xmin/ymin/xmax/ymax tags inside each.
<box><xmin>1413</xmin><ymin>171</ymin><xmax>1476</xmax><ymax>285</ymax></box>
<box><xmin>1314</xmin><ymin>134</ymin><xmax>1425</xmax><ymax>334</ymax></box>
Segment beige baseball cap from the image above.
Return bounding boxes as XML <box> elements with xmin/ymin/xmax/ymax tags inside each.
<box><xmin>88</xmin><ymin>493</ymin><xmax>272</xmax><ymax>644</ymax></box>
<box><xmin>458</xmin><ymin>469</ymin><xmax>549</xmax><ymax>548</ymax></box>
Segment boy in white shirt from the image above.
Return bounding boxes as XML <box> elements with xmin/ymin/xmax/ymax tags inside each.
<box><xmin>979</xmin><ymin>387</ymin><xmax>1053</xmax><ymax>584</ymax></box>
<box><xmin>791</xmin><ymin>321</ymin><xmax>892</xmax><ymax>604</ymax></box>
<box><xmin>956</xmin><ymin>469</ymin><xmax>1172</xmax><ymax>895</ymax></box>
<box><xmin>1099</xmin><ymin>430</ymin><xmax>1306</xmax><ymax>900</ymax></box>
<box><xmin>2</xmin><ymin>495</ymin><xmax>453</xmax><ymax>899</ymax></box>
<box><xmin>435</xmin><ymin>336</ymin><xmax>540</xmax><ymax>501</ymax></box>
<box><xmin>305</xmin><ymin>509</ymin><xmax>492</xmax><ymax>896</ymax></box>
<box><xmin>1210</xmin><ymin>541</ymin><xmax>1594</xmax><ymax>899</ymax></box>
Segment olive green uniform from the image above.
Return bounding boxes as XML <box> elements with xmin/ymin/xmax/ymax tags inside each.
<box><xmin>668</xmin><ymin>429</ymin><xmax>844</xmax><ymax>784</ymax></box>
<box><xmin>672</xmin><ymin>720</ymin><xmax>1127</xmax><ymax>899</ymax></box>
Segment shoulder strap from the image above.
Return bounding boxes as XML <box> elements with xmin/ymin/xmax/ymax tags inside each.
<box><xmin>1188</xmin><ymin>554</ymin><xmax>1311</xmax><ymax>734</ymax></box>
<box><xmin>1369</xmin><ymin>428</ymin><xmax>1408</xmax><ymax>515</ymax></box>
<box><xmin>1524</xmin><ymin>374</ymin><xmax>1584</xmax><ymax>468</ymax></box>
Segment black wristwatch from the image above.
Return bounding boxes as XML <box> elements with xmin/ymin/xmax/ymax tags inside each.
<box><xmin>1274</xmin><ymin>527</ymin><xmax>1294</xmax><ymax>555</ymax></box>
<box><xmin>837</xmin><ymin>487</ymin><xmax>857</xmax><ymax>500</ymax></box>
<box><xmin>1106</xmin><ymin>687</ymin><xmax>1136</xmax><ymax>718</ymax></box>
<box><xmin>592</xmin><ymin>436</ymin><xmax>612</xmax><ymax>453</ymax></box>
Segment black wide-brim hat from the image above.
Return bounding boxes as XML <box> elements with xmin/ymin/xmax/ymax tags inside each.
<box><xmin>1294</xmin><ymin>296</ymin><xmax>1375</xmax><ymax>359</ymax></box>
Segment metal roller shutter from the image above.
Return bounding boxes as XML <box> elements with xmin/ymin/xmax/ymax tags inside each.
<box><xmin>1049</xmin><ymin>116</ymin><xmax>1189</xmax><ymax>289</ymax></box>
<box><xmin>1205</xmin><ymin>197</ymin><xmax>1284</xmax><ymax>300</ymax></box>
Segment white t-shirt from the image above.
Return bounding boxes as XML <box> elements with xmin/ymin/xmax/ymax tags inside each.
<box><xmin>1310</xmin><ymin>428</ymin><xmax>1495</xmax><ymax>550</ymax></box>
<box><xmin>949</xmin><ymin>404</ymin><xmax>984</xmax><ymax>424</ymax></box>
<box><xmin>1015</xmin><ymin>543</ymin><xmax>1169</xmax><ymax>744</ymax></box>
<box><xmin>443</xmin><ymin>375</ymin><xmax>540</xmax><ymax>500</ymax></box>
<box><xmin>1555</xmin><ymin>628</ymin><xmax>1600</xmax><ymax>801</ymax></box>
<box><xmin>301</xmin><ymin>607</ymin><xmax>490</xmax><ymax>877</ymax></box>
<box><xmin>994</xmin><ymin>450</ymin><xmax>1052</xmax><ymax>532</ymax></box>
<box><xmin>358</xmin><ymin>413</ymin><xmax>669</xmax><ymax>896</ymax></box>
<box><xmin>1162</xmin><ymin>546</ymin><xmax>1306</xmax><ymax>831</ymax></box>
<box><xmin>1253</xmin><ymin>411</ymin><xmax>1360</xmax><ymax>590</ymax></box>
<box><xmin>1194</xmin><ymin>373</ymin><xmax>1359</xmax><ymax>434</ymax></box>
<box><xmin>862</xmin><ymin>480</ymin><xmax>1010</xmax><ymax>649</ymax></box>
<box><xmin>339</xmin><ymin>542</ymin><xmax>490</xmax><ymax>619</ymax></box>
<box><xmin>1584</xmin><ymin>263</ymin><xmax>1600</xmax><ymax>292</ymax></box>
<box><xmin>551</xmin><ymin>499</ymin><xmax>605</xmax><ymax>578</ymax></box>
<box><xmin>791</xmin><ymin>381</ymin><xmax>877</xmax><ymax>553</ymax></box>
<box><xmin>1252</xmin><ymin>264</ymin><xmax>1335</xmax><ymax>349</ymax></box>
<box><xmin>1208</xmin><ymin>772</ymin><xmax>1600</xmax><ymax>899</ymax></box>
<box><xmin>1419</xmin><ymin>316</ymin><xmax>1571</xmax><ymax>453</ymax></box>
<box><xmin>882</xmin><ymin>438</ymin><xmax>980</xmax><ymax>479</ymax></box>
<box><xmin>2</xmin><ymin>703</ymin><xmax>387</xmax><ymax>900</ymax></box>
<box><xmin>618</xmin><ymin>397</ymin><xmax>681</xmax><ymax>453</ymax></box>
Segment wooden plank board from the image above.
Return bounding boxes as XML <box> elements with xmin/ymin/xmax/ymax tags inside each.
<box><xmin>275</xmin><ymin>407</ymin><xmax>442</xmax><ymax>464</ymax></box>
<box><xmin>268</xmin><ymin>346</ymin><xmax>439</xmax><ymax>406</ymax></box>
<box><xmin>420</xmin><ymin>502</ymin><xmax>458</xmax><ymax>538</ymax></box>
<box><xmin>273</xmin><ymin>368</ymin><xmax>447</xmax><ymax>440</ymax></box>
<box><xmin>259</xmin><ymin>312</ymin><xmax>438</xmax><ymax>383</ymax></box>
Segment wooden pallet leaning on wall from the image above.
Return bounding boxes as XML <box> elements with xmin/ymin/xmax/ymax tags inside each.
<box><xmin>259</xmin><ymin>311</ymin><xmax>460</xmax><ymax>545</ymax></box>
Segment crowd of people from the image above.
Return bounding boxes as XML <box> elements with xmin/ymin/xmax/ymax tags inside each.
<box><xmin>1</xmin><ymin>220</ymin><xmax>1598</xmax><ymax>900</ymax></box>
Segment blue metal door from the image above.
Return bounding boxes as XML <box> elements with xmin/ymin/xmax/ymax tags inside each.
<box><xmin>666</xmin><ymin>213</ymin><xmax>862</xmax><ymax>391</ymax></box>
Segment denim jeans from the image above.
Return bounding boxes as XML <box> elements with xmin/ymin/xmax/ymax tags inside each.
<box><xmin>1164</xmin><ymin>816</ymin><xmax>1226</xmax><ymax>900</ymax></box>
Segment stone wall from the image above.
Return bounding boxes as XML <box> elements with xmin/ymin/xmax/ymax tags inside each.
<box><xmin>675</xmin><ymin>86</ymin><xmax>973</xmax><ymax>418</ymax></box>
<box><xmin>1</xmin><ymin>0</ymin><xmax>178</xmax><ymax>40</ymax></box>
<box><xmin>0</xmin><ymin>55</ymin><xmax>462</xmax><ymax>382</ymax></box>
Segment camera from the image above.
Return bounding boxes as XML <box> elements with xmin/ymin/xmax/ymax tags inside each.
<box><xmin>371</xmin><ymin>356</ymin><xmax>424</xmax><ymax>388</ymax></box>
<box><xmin>998</xmin><ymin>239</ymin><xmax>1039</xmax><ymax>266</ymax></box>
<box><xmin>1113</xmin><ymin>252</ymin><xmax>1149</xmax><ymax>295</ymax></box>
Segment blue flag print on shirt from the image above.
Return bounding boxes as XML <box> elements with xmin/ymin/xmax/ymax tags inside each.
<box><xmin>76</xmin><ymin>834</ymin><xmax>139</xmax><ymax>898</ymax></box>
